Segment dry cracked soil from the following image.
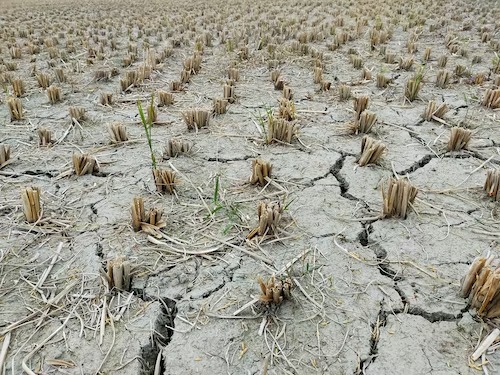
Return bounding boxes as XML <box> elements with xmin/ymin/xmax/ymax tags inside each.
<box><xmin>0</xmin><ymin>0</ymin><xmax>499</xmax><ymax>374</ymax></box>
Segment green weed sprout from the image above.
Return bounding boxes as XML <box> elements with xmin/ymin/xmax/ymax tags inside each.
<box><xmin>138</xmin><ymin>95</ymin><xmax>157</xmax><ymax>169</ymax></box>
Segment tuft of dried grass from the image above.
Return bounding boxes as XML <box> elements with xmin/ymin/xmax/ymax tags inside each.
<box><xmin>100</xmin><ymin>92</ymin><xmax>113</xmax><ymax>106</ymax></box>
<box><xmin>103</xmin><ymin>257</ymin><xmax>132</xmax><ymax>291</ymax></box>
<box><xmin>447</xmin><ymin>127</ymin><xmax>471</xmax><ymax>151</ymax></box>
<box><xmin>7</xmin><ymin>97</ymin><xmax>23</xmax><ymax>121</ymax></box>
<box><xmin>47</xmin><ymin>85</ymin><xmax>61</xmax><ymax>104</ymax></box>
<box><xmin>248</xmin><ymin>201</ymin><xmax>283</xmax><ymax>238</ymax></box>
<box><xmin>21</xmin><ymin>186</ymin><xmax>41</xmax><ymax>223</ymax></box>
<box><xmin>484</xmin><ymin>169</ymin><xmax>500</xmax><ymax>201</ymax></box>
<box><xmin>153</xmin><ymin>168</ymin><xmax>177</xmax><ymax>194</ymax></box>
<box><xmin>158</xmin><ymin>90</ymin><xmax>173</xmax><ymax>106</ymax></box>
<box><xmin>460</xmin><ymin>255</ymin><xmax>500</xmax><ymax>318</ymax></box>
<box><xmin>108</xmin><ymin>123</ymin><xmax>128</xmax><ymax>143</ymax></box>
<box><xmin>37</xmin><ymin>128</ymin><xmax>52</xmax><ymax>146</ymax></box>
<box><xmin>72</xmin><ymin>153</ymin><xmax>98</xmax><ymax>176</ymax></box>
<box><xmin>0</xmin><ymin>144</ymin><xmax>12</xmax><ymax>169</ymax></box>
<box><xmin>183</xmin><ymin>109</ymin><xmax>210</xmax><ymax>131</ymax></box>
<box><xmin>258</xmin><ymin>275</ymin><xmax>293</xmax><ymax>305</ymax></box>
<box><xmin>163</xmin><ymin>138</ymin><xmax>192</xmax><ymax>158</ymax></box>
<box><xmin>482</xmin><ymin>89</ymin><xmax>500</xmax><ymax>109</ymax></box>
<box><xmin>213</xmin><ymin>98</ymin><xmax>228</xmax><ymax>115</ymax></box>
<box><xmin>382</xmin><ymin>177</ymin><xmax>418</xmax><ymax>219</ymax></box>
<box><xmin>358</xmin><ymin>135</ymin><xmax>386</xmax><ymax>166</ymax></box>
<box><xmin>250</xmin><ymin>159</ymin><xmax>272</xmax><ymax>186</ymax></box>
<box><xmin>423</xmin><ymin>101</ymin><xmax>448</xmax><ymax>121</ymax></box>
<box><xmin>69</xmin><ymin>107</ymin><xmax>86</xmax><ymax>123</ymax></box>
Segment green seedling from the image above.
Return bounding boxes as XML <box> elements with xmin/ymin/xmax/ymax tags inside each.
<box><xmin>138</xmin><ymin>95</ymin><xmax>157</xmax><ymax>169</ymax></box>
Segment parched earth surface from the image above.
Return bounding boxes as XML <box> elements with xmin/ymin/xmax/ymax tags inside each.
<box><xmin>0</xmin><ymin>0</ymin><xmax>499</xmax><ymax>374</ymax></box>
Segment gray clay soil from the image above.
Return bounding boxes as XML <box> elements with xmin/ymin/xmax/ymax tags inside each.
<box><xmin>0</xmin><ymin>0</ymin><xmax>499</xmax><ymax>374</ymax></box>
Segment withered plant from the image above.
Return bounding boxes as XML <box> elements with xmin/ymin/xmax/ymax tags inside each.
<box><xmin>405</xmin><ymin>72</ymin><xmax>423</xmax><ymax>102</ymax></box>
<box><xmin>283</xmin><ymin>86</ymin><xmax>293</xmax><ymax>100</ymax></box>
<box><xmin>274</xmin><ymin>76</ymin><xmax>284</xmax><ymax>90</ymax></box>
<box><xmin>37</xmin><ymin>128</ymin><xmax>52</xmax><ymax>146</ymax></box>
<box><xmin>153</xmin><ymin>168</ymin><xmax>177</xmax><ymax>194</ymax></box>
<box><xmin>384</xmin><ymin>52</ymin><xmax>395</xmax><ymax>64</ymax></box>
<box><xmin>350</xmin><ymin>54</ymin><xmax>363</xmax><ymax>69</ymax></box>
<box><xmin>258</xmin><ymin>275</ymin><xmax>293</xmax><ymax>306</ymax></box>
<box><xmin>362</xmin><ymin>68</ymin><xmax>372</xmax><ymax>81</ymax></box>
<box><xmin>47</xmin><ymin>85</ymin><xmax>61</xmax><ymax>104</ymax></box>
<box><xmin>267</xmin><ymin>117</ymin><xmax>298</xmax><ymax>144</ymax></box>
<box><xmin>100</xmin><ymin>92</ymin><xmax>113</xmax><ymax>106</ymax></box>
<box><xmin>213</xmin><ymin>98</ymin><xmax>228</xmax><ymax>115</ymax></box>
<box><xmin>436</xmin><ymin>70</ymin><xmax>450</xmax><ymax>88</ymax></box>
<box><xmin>482</xmin><ymin>89</ymin><xmax>500</xmax><ymax>109</ymax></box>
<box><xmin>158</xmin><ymin>91</ymin><xmax>173</xmax><ymax>106</ymax></box>
<box><xmin>108</xmin><ymin>123</ymin><xmax>128</xmax><ymax>143</ymax></box>
<box><xmin>338</xmin><ymin>84</ymin><xmax>351</xmax><ymax>101</ymax></box>
<box><xmin>437</xmin><ymin>55</ymin><xmax>448</xmax><ymax>68</ymax></box>
<box><xmin>248</xmin><ymin>201</ymin><xmax>283</xmax><ymax>238</ymax></box>
<box><xmin>278</xmin><ymin>98</ymin><xmax>296</xmax><ymax>121</ymax></box>
<box><xmin>180</xmin><ymin>69</ymin><xmax>191</xmax><ymax>84</ymax></box>
<box><xmin>163</xmin><ymin>138</ymin><xmax>192</xmax><ymax>158</ymax></box>
<box><xmin>454</xmin><ymin>65</ymin><xmax>467</xmax><ymax>77</ymax></box>
<box><xmin>250</xmin><ymin>159</ymin><xmax>272</xmax><ymax>186</ymax></box>
<box><xmin>36</xmin><ymin>72</ymin><xmax>50</xmax><ymax>88</ymax></box>
<box><xmin>423</xmin><ymin>47</ymin><xmax>431</xmax><ymax>61</ymax></box>
<box><xmin>447</xmin><ymin>127</ymin><xmax>471</xmax><ymax>151</ymax></box>
<box><xmin>228</xmin><ymin>67</ymin><xmax>240</xmax><ymax>81</ymax></box>
<box><xmin>69</xmin><ymin>107</ymin><xmax>86</xmax><ymax>123</ymax></box>
<box><xmin>102</xmin><ymin>257</ymin><xmax>132</xmax><ymax>292</ymax></box>
<box><xmin>398</xmin><ymin>56</ymin><xmax>414</xmax><ymax>71</ymax></box>
<box><xmin>170</xmin><ymin>81</ymin><xmax>182</xmax><ymax>92</ymax></box>
<box><xmin>423</xmin><ymin>101</ymin><xmax>448</xmax><ymax>121</ymax></box>
<box><xmin>183</xmin><ymin>109</ymin><xmax>210</xmax><ymax>131</ymax></box>
<box><xmin>271</xmin><ymin>70</ymin><xmax>281</xmax><ymax>83</ymax></box>
<box><xmin>382</xmin><ymin>177</ymin><xmax>418</xmax><ymax>219</ymax></box>
<box><xmin>354</xmin><ymin>96</ymin><xmax>369</xmax><ymax>120</ymax></box>
<box><xmin>72</xmin><ymin>153</ymin><xmax>98</xmax><ymax>176</ymax></box>
<box><xmin>21</xmin><ymin>186</ymin><xmax>41</xmax><ymax>223</ymax></box>
<box><xmin>358</xmin><ymin>135</ymin><xmax>386</xmax><ymax>166</ymax></box>
<box><xmin>313</xmin><ymin>67</ymin><xmax>323</xmax><ymax>84</ymax></box>
<box><xmin>376</xmin><ymin>73</ymin><xmax>389</xmax><ymax>88</ymax></box>
<box><xmin>147</xmin><ymin>104</ymin><xmax>157</xmax><ymax>124</ymax></box>
<box><xmin>7</xmin><ymin>98</ymin><xmax>23</xmax><ymax>121</ymax></box>
<box><xmin>223</xmin><ymin>84</ymin><xmax>235</xmax><ymax>103</ymax></box>
<box><xmin>12</xmin><ymin>79</ymin><xmax>24</xmax><ymax>97</ymax></box>
<box><xmin>320</xmin><ymin>81</ymin><xmax>331</xmax><ymax>91</ymax></box>
<box><xmin>350</xmin><ymin>111</ymin><xmax>377</xmax><ymax>134</ymax></box>
<box><xmin>484</xmin><ymin>169</ymin><xmax>500</xmax><ymax>201</ymax></box>
<box><xmin>460</xmin><ymin>255</ymin><xmax>500</xmax><ymax>318</ymax></box>
<box><xmin>54</xmin><ymin>68</ymin><xmax>66</xmax><ymax>83</ymax></box>
<box><xmin>0</xmin><ymin>144</ymin><xmax>12</xmax><ymax>169</ymax></box>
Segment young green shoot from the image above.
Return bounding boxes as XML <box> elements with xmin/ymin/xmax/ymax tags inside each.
<box><xmin>138</xmin><ymin>95</ymin><xmax>157</xmax><ymax>169</ymax></box>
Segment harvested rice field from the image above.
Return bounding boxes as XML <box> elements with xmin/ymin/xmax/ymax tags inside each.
<box><xmin>0</xmin><ymin>0</ymin><xmax>500</xmax><ymax>374</ymax></box>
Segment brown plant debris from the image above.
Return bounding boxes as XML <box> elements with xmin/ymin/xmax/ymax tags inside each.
<box><xmin>37</xmin><ymin>128</ymin><xmax>52</xmax><ymax>146</ymax></box>
<box><xmin>12</xmin><ymin>79</ymin><xmax>24</xmax><ymax>97</ymax></box>
<box><xmin>482</xmin><ymin>89</ymin><xmax>500</xmax><ymax>109</ymax></box>
<box><xmin>0</xmin><ymin>144</ymin><xmax>12</xmax><ymax>169</ymax></box>
<box><xmin>258</xmin><ymin>275</ymin><xmax>293</xmax><ymax>305</ymax></box>
<box><xmin>447</xmin><ymin>127</ymin><xmax>471</xmax><ymax>151</ymax></box>
<box><xmin>100</xmin><ymin>92</ymin><xmax>113</xmax><ymax>106</ymax></box>
<box><xmin>358</xmin><ymin>135</ymin><xmax>386</xmax><ymax>166</ymax></box>
<box><xmin>36</xmin><ymin>72</ymin><xmax>50</xmax><ymax>88</ymax></box>
<box><xmin>278</xmin><ymin>98</ymin><xmax>296</xmax><ymax>121</ymax></box>
<box><xmin>131</xmin><ymin>197</ymin><xmax>167</xmax><ymax>237</ymax></box>
<box><xmin>183</xmin><ymin>109</ymin><xmax>210</xmax><ymax>131</ymax></box>
<box><xmin>223</xmin><ymin>84</ymin><xmax>235</xmax><ymax>103</ymax></box>
<box><xmin>103</xmin><ymin>257</ymin><xmax>132</xmax><ymax>292</ymax></box>
<box><xmin>382</xmin><ymin>177</ymin><xmax>418</xmax><ymax>219</ymax></box>
<box><xmin>283</xmin><ymin>86</ymin><xmax>293</xmax><ymax>100</ymax></box>
<box><xmin>47</xmin><ymin>85</ymin><xmax>61</xmax><ymax>104</ymax></box>
<box><xmin>250</xmin><ymin>159</ymin><xmax>272</xmax><ymax>186</ymax></box>
<box><xmin>484</xmin><ymin>169</ymin><xmax>500</xmax><ymax>201</ymax></box>
<box><xmin>69</xmin><ymin>107</ymin><xmax>86</xmax><ymax>123</ymax></box>
<box><xmin>213</xmin><ymin>98</ymin><xmax>228</xmax><ymax>115</ymax></box>
<box><xmin>21</xmin><ymin>186</ymin><xmax>41</xmax><ymax>223</ymax></box>
<box><xmin>354</xmin><ymin>96</ymin><xmax>369</xmax><ymax>120</ymax></box>
<box><xmin>72</xmin><ymin>153</ymin><xmax>99</xmax><ymax>176</ymax></box>
<box><xmin>7</xmin><ymin>97</ymin><xmax>23</xmax><ymax>121</ymax></box>
<box><xmin>350</xmin><ymin>110</ymin><xmax>377</xmax><ymax>134</ymax></box>
<box><xmin>267</xmin><ymin>117</ymin><xmax>298</xmax><ymax>144</ymax></box>
<box><xmin>248</xmin><ymin>201</ymin><xmax>283</xmax><ymax>239</ymax></box>
<box><xmin>108</xmin><ymin>123</ymin><xmax>128</xmax><ymax>143</ymax></box>
<box><xmin>423</xmin><ymin>101</ymin><xmax>449</xmax><ymax>121</ymax></box>
<box><xmin>460</xmin><ymin>255</ymin><xmax>500</xmax><ymax>318</ymax></box>
<box><xmin>158</xmin><ymin>90</ymin><xmax>173</xmax><ymax>106</ymax></box>
<box><xmin>153</xmin><ymin>168</ymin><xmax>177</xmax><ymax>194</ymax></box>
<box><xmin>163</xmin><ymin>138</ymin><xmax>192</xmax><ymax>158</ymax></box>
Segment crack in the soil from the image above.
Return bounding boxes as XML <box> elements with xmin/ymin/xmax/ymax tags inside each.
<box><xmin>390</xmin><ymin>306</ymin><xmax>461</xmax><ymax>323</ymax></box>
<box><xmin>330</xmin><ymin>154</ymin><xmax>369</xmax><ymax>208</ymax></box>
<box><xmin>205</xmin><ymin>155</ymin><xmax>254</xmax><ymax>162</ymax></box>
<box><xmin>138</xmin><ymin>293</ymin><xmax>178</xmax><ymax>375</ymax></box>
<box><xmin>396</xmin><ymin>154</ymin><xmax>433</xmax><ymax>176</ymax></box>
